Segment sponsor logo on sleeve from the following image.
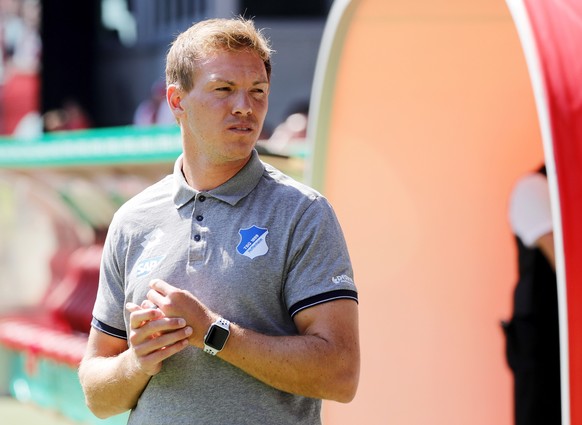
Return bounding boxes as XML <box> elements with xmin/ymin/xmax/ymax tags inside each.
<box><xmin>332</xmin><ymin>274</ymin><xmax>355</xmax><ymax>286</ymax></box>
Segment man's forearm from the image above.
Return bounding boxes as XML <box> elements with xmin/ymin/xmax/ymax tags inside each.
<box><xmin>79</xmin><ymin>350</ymin><xmax>151</xmax><ymax>419</ymax></box>
<box><xmin>219</xmin><ymin>325</ymin><xmax>360</xmax><ymax>402</ymax></box>
<box><xmin>209</xmin><ymin>300</ymin><xmax>360</xmax><ymax>402</ymax></box>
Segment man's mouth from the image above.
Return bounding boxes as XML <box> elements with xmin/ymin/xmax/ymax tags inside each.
<box><xmin>229</xmin><ymin>124</ymin><xmax>254</xmax><ymax>132</ymax></box>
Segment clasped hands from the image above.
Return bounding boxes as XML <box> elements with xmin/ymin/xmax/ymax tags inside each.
<box><xmin>125</xmin><ymin>279</ymin><xmax>215</xmax><ymax>376</ymax></box>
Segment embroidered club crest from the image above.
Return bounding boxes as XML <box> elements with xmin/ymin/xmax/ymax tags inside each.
<box><xmin>237</xmin><ymin>226</ymin><xmax>269</xmax><ymax>259</ymax></box>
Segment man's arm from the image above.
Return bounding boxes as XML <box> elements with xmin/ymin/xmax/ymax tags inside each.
<box><xmin>537</xmin><ymin>232</ymin><xmax>556</xmax><ymax>270</ymax></box>
<box><xmin>223</xmin><ymin>298</ymin><xmax>360</xmax><ymax>402</ymax></box>
<box><xmin>147</xmin><ymin>279</ymin><xmax>360</xmax><ymax>402</ymax></box>
<box><xmin>78</xmin><ymin>305</ymin><xmax>192</xmax><ymax>419</ymax></box>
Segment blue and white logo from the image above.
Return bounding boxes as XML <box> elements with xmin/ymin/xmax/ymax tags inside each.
<box><xmin>237</xmin><ymin>226</ymin><xmax>269</xmax><ymax>259</ymax></box>
<box><xmin>136</xmin><ymin>255</ymin><xmax>165</xmax><ymax>277</ymax></box>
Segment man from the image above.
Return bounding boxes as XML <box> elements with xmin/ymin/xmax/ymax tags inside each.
<box><xmin>79</xmin><ymin>17</ymin><xmax>360</xmax><ymax>425</ymax></box>
<box><xmin>505</xmin><ymin>165</ymin><xmax>561</xmax><ymax>425</ymax></box>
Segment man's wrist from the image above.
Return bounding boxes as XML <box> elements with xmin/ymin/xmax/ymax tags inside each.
<box><xmin>203</xmin><ymin>317</ymin><xmax>230</xmax><ymax>355</ymax></box>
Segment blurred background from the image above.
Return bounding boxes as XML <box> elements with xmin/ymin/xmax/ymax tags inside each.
<box><xmin>1</xmin><ymin>0</ymin><xmax>328</xmax><ymax>137</ymax></box>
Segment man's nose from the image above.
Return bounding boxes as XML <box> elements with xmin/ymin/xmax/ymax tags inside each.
<box><xmin>232</xmin><ymin>92</ymin><xmax>252</xmax><ymax>115</ymax></box>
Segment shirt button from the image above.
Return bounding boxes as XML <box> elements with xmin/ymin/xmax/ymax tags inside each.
<box><xmin>199</xmin><ymin>195</ymin><xmax>206</xmax><ymax>202</ymax></box>
<box><xmin>196</xmin><ymin>215</ymin><xmax>203</xmax><ymax>221</ymax></box>
<box><xmin>194</xmin><ymin>235</ymin><xmax>201</xmax><ymax>242</ymax></box>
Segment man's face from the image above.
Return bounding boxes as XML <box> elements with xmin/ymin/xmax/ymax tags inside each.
<box><xmin>176</xmin><ymin>50</ymin><xmax>270</xmax><ymax>164</ymax></box>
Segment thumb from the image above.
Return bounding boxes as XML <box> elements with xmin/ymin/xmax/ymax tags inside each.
<box><xmin>149</xmin><ymin>278</ymin><xmax>173</xmax><ymax>294</ymax></box>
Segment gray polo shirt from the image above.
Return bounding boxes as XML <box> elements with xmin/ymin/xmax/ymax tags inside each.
<box><xmin>92</xmin><ymin>150</ymin><xmax>358</xmax><ymax>425</ymax></box>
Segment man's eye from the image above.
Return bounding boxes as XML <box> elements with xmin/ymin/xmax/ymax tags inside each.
<box><xmin>216</xmin><ymin>87</ymin><xmax>231</xmax><ymax>92</ymax></box>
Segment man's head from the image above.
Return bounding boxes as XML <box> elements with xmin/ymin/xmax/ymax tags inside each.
<box><xmin>166</xmin><ymin>17</ymin><xmax>273</xmax><ymax>93</ymax></box>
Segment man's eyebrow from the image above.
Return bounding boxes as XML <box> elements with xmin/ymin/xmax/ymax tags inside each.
<box><xmin>208</xmin><ymin>78</ymin><xmax>235</xmax><ymax>85</ymax></box>
<box><xmin>208</xmin><ymin>78</ymin><xmax>269</xmax><ymax>86</ymax></box>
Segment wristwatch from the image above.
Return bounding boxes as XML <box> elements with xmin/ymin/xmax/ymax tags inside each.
<box><xmin>203</xmin><ymin>317</ymin><xmax>230</xmax><ymax>355</ymax></box>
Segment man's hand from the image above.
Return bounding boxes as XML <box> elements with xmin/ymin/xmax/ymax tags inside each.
<box><xmin>79</xmin><ymin>300</ymin><xmax>193</xmax><ymax>419</ymax></box>
<box><xmin>146</xmin><ymin>279</ymin><xmax>216</xmax><ymax>348</ymax></box>
<box><xmin>125</xmin><ymin>300</ymin><xmax>193</xmax><ymax>376</ymax></box>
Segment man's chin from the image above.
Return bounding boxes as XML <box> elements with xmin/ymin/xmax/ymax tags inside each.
<box><xmin>229</xmin><ymin>138</ymin><xmax>258</xmax><ymax>154</ymax></box>
<box><xmin>220</xmin><ymin>144</ymin><xmax>255</xmax><ymax>163</ymax></box>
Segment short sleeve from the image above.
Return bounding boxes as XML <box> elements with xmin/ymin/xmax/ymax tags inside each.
<box><xmin>508</xmin><ymin>173</ymin><xmax>553</xmax><ymax>248</ymax></box>
<box><xmin>91</xmin><ymin>214</ymin><xmax>129</xmax><ymax>339</ymax></box>
<box><xmin>284</xmin><ymin>196</ymin><xmax>358</xmax><ymax>318</ymax></box>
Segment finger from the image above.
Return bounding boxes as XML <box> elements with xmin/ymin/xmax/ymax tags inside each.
<box><xmin>131</xmin><ymin>326</ymin><xmax>192</xmax><ymax>356</ymax></box>
<box><xmin>131</xmin><ymin>316</ymin><xmax>187</xmax><ymax>341</ymax></box>
<box><xmin>147</xmin><ymin>326</ymin><xmax>192</xmax><ymax>351</ymax></box>
<box><xmin>141</xmin><ymin>299</ymin><xmax>158</xmax><ymax>310</ymax></box>
<box><xmin>137</xmin><ymin>337</ymin><xmax>191</xmax><ymax>372</ymax></box>
<box><xmin>126</xmin><ymin>302</ymin><xmax>142</xmax><ymax>313</ymax></box>
<box><xmin>130</xmin><ymin>330</ymin><xmax>191</xmax><ymax>376</ymax></box>
<box><xmin>144</xmin><ymin>317</ymin><xmax>187</xmax><ymax>334</ymax></box>
<box><xmin>146</xmin><ymin>288</ymin><xmax>165</xmax><ymax>309</ymax></box>
<box><xmin>127</xmin><ymin>305</ymin><xmax>164</xmax><ymax>329</ymax></box>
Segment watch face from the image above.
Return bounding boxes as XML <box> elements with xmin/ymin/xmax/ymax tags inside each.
<box><xmin>205</xmin><ymin>325</ymin><xmax>229</xmax><ymax>350</ymax></box>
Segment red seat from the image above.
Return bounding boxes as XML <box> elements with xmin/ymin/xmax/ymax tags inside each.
<box><xmin>0</xmin><ymin>244</ymin><xmax>102</xmax><ymax>366</ymax></box>
<box><xmin>46</xmin><ymin>244</ymin><xmax>102</xmax><ymax>334</ymax></box>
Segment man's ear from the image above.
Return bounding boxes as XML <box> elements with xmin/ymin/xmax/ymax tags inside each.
<box><xmin>167</xmin><ymin>84</ymin><xmax>184</xmax><ymax>115</ymax></box>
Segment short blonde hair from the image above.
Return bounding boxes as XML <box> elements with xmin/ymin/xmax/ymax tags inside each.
<box><xmin>165</xmin><ymin>17</ymin><xmax>273</xmax><ymax>92</ymax></box>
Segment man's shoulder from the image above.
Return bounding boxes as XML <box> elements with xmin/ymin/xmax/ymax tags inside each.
<box><xmin>114</xmin><ymin>175</ymin><xmax>174</xmax><ymax>221</ymax></box>
<box><xmin>260</xmin><ymin>162</ymin><xmax>321</xmax><ymax>201</ymax></box>
<box><xmin>511</xmin><ymin>172</ymin><xmax>548</xmax><ymax>201</ymax></box>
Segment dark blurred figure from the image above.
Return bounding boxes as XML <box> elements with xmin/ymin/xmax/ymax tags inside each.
<box><xmin>43</xmin><ymin>99</ymin><xmax>91</xmax><ymax>132</ymax></box>
<box><xmin>133</xmin><ymin>79</ymin><xmax>174</xmax><ymax>126</ymax></box>
<box><xmin>504</xmin><ymin>164</ymin><xmax>561</xmax><ymax>425</ymax></box>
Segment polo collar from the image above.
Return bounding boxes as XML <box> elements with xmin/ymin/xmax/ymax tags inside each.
<box><xmin>173</xmin><ymin>149</ymin><xmax>264</xmax><ymax>209</ymax></box>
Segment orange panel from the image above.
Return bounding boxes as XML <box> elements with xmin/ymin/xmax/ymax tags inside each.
<box><xmin>318</xmin><ymin>0</ymin><xmax>544</xmax><ymax>423</ymax></box>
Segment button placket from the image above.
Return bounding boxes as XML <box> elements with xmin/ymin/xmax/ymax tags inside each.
<box><xmin>189</xmin><ymin>194</ymin><xmax>207</xmax><ymax>263</ymax></box>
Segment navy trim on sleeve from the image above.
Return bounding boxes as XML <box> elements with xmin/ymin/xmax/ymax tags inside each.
<box><xmin>91</xmin><ymin>317</ymin><xmax>128</xmax><ymax>340</ymax></box>
<box><xmin>289</xmin><ymin>289</ymin><xmax>358</xmax><ymax>318</ymax></box>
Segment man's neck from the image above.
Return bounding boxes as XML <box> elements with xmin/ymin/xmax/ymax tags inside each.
<box><xmin>181</xmin><ymin>155</ymin><xmax>251</xmax><ymax>191</ymax></box>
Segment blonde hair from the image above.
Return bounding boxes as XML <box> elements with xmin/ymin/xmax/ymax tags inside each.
<box><xmin>165</xmin><ymin>17</ymin><xmax>273</xmax><ymax>92</ymax></box>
